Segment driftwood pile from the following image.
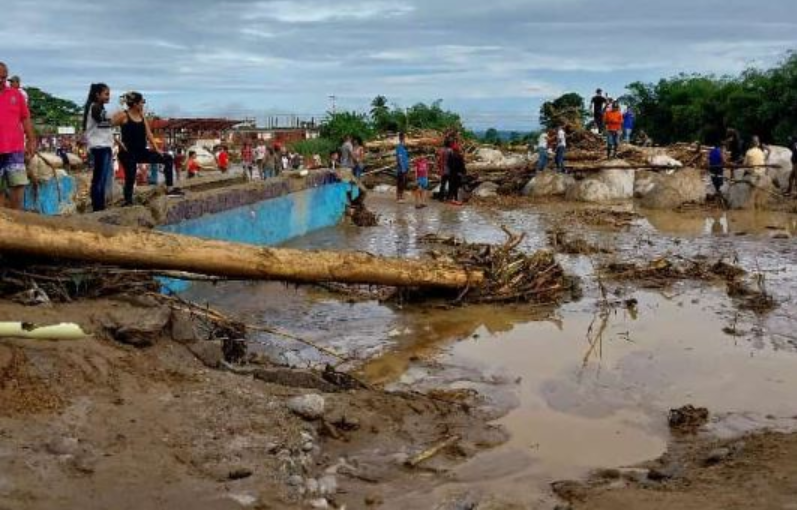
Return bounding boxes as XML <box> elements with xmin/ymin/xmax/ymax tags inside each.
<box><xmin>420</xmin><ymin>229</ymin><xmax>576</xmax><ymax>304</ymax></box>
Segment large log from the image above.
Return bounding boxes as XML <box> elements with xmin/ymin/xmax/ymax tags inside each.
<box><xmin>0</xmin><ymin>210</ymin><xmax>483</xmax><ymax>289</ymax></box>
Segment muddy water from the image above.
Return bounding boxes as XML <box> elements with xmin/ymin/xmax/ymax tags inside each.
<box><xmin>188</xmin><ymin>196</ymin><xmax>797</xmax><ymax>507</ymax></box>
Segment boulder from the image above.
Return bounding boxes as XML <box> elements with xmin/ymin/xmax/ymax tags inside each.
<box><xmin>566</xmin><ymin>160</ymin><xmax>635</xmax><ymax>202</ymax></box>
<box><xmin>648</xmin><ymin>154</ymin><xmax>683</xmax><ymax>168</ymax></box>
<box><xmin>639</xmin><ymin>168</ymin><xmax>706</xmax><ymax>210</ymax></box>
<box><xmin>287</xmin><ymin>394</ymin><xmax>326</xmax><ymax>420</ymax></box>
<box><xmin>473</xmin><ymin>182</ymin><xmax>499</xmax><ymax>198</ymax></box>
<box><xmin>523</xmin><ymin>172</ymin><xmax>575</xmax><ymax>197</ymax></box>
<box><xmin>726</xmin><ymin>172</ymin><xmax>776</xmax><ymax>210</ymax></box>
<box><xmin>474</xmin><ymin>148</ymin><xmax>526</xmax><ymax>167</ymax></box>
<box><xmin>766</xmin><ymin>146</ymin><xmax>793</xmax><ymax>190</ymax></box>
<box><xmin>634</xmin><ymin>170</ymin><xmax>662</xmax><ymax>198</ymax></box>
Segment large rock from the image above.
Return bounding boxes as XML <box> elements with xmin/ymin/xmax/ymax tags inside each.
<box><xmin>639</xmin><ymin>168</ymin><xmax>706</xmax><ymax>209</ymax></box>
<box><xmin>648</xmin><ymin>153</ymin><xmax>683</xmax><ymax>168</ymax></box>
<box><xmin>287</xmin><ymin>394</ymin><xmax>326</xmax><ymax>420</ymax></box>
<box><xmin>473</xmin><ymin>182</ymin><xmax>499</xmax><ymax>198</ymax></box>
<box><xmin>474</xmin><ymin>148</ymin><xmax>526</xmax><ymax>167</ymax></box>
<box><xmin>766</xmin><ymin>146</ymin><xmax>793</xmax><ymax>190</ymax></box>
<box><xmin>726</xmin><ymin>172</ymin><xmax>777</xmax><ymax>210</ymax></box>
<box><xmin>566</xmin><ymin>160</ymin><xmax>635</xmax><ymax>202</ymax></box>
<box><xmin>634</xmin><ymin>170</ymin><xmax>662</xmax><ymax>198</ymax></box>
<box><xmin>523</xmin><ymin>172</ymin><xmax>575</xmax><ymax>197</ymax></box>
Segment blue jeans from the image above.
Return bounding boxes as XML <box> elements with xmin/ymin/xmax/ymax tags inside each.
<box><xmin>607</xmin><ymin>131</ymin><xmax>620</xmax><ymax>155</ymax></box>
<box><xmin>624</xmin><ymin>128</ymin><xmax>633</xmax><ymax>143</ymax></box>
<box><xmin>555</xmin><ymin>146</ymin><xmax>566</xmax><ymax>171</ymax></box>
<box><xmin>90</xmin><ymin>147</ymin><xmax>113</xmax><ymax>211</ymax></box>
<box><xmin>537</xmin><ymin>147</ymin><xmax>549</xmax><ymax>171</ymax></box>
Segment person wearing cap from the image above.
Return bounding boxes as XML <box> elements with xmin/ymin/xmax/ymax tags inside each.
<box><xmin>0</xmin><ymin>62</ymin><xmax>36</xmax><ymax>210</ymax></box>
<box><xmin>8</xmin><ymin>75</ymin><xmax>28</xmax><ymax>104</ymax></box>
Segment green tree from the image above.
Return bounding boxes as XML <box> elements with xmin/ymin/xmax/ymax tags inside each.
<box><xmin>320</xmin><ymin>111</ymin><xmax>375</xmax><ymax>144</ymax></box>
<box><xmin>539</xmin><ymin>93</ymin><xmax>586</xmax><ymax>130</ymax></box>
<box><xmin>482</xmin><ymin>128</ymin><xmax>500</xmax><ymax>144</ymax></box>
<box><xmin>26</xmin><ymin>87</ymin><xmax>81</xmax><ymax>131</ymax></box>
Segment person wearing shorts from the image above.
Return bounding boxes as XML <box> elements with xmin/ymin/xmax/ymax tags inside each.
<box><xmin>413</xmin><ymin>156</ymin><xmax>429</xmax><ymax>209</ymax></box>
<box><xmin>0</xmin><ymin>62</ymin><xmax>36</xmax><ymax>210</ymax></box>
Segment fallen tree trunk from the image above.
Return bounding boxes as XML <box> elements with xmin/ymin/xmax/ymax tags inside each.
<box><xmin>0</xmin><ymin>210</ymin><xmax>483</xmax><ymax>289</ymax></box>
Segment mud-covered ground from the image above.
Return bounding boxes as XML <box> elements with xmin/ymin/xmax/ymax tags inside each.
<box><xmin>2</xmin><ymin>193</ymin><xmax>797</xmax><ymax>509</ymax></box>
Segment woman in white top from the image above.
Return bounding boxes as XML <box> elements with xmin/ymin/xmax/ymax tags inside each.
<box><xmin>83</xmin><ymin>83</ymin><xmax>114</xmax><ymax>211</ymax></box>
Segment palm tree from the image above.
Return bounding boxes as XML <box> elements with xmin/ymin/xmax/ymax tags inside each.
<box><xmin>370</xmin><ymin>95</ymin><xmax>389</xmax><ymax>120</ymax></box>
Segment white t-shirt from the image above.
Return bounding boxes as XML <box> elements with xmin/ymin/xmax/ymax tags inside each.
<box><xmin>254</xmin><ymin>145</ymin><xmax>266</xmax><ymax>161</ymax></box>
<box><xmin>537</xmin><ymin>132</ymin><xmax>548</xmax><ymax>150</ymax></box>
<box><xmin>85</xmin><ymin>103</ymin><xmax>114</xmax><ymax>149</ymax></box>
<box><xmin>557</xmin><ymin>129</ymin><xmax>566</xmax><ymax>148</ymax></box>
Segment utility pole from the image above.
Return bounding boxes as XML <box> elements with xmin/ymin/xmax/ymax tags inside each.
<box><xmin>328</xmin><ymin>95</ymin><xmax>337</xmax><ymax>115</ymax></box>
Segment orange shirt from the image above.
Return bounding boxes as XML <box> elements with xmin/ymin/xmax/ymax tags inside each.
<box><xmin>187</xmin><ymin>159</ymin><xmax>201</xmax><ymax>175</ymax></box>
<box><xmin>604</xmin><ymin>110</ymin><xmax>623</xmax><ymax>132</ymax></box>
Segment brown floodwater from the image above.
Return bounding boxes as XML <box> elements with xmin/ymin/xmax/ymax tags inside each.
<box><xmin>188</xmin><ymin>195</ymin><xmax>797</xmax><ymax>507</ymax></box>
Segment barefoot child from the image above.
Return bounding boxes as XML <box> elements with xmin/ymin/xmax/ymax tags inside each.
<box><xmin>413</xmin><ymin>155</ymin><xmax>429</xmax><ymax>208</ymax></box>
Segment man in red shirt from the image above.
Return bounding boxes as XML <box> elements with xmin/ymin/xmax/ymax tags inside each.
<box><xmin>0</xmin><ymin>62</ymin><xmax>37</xmax><ymax>209</ymax></box>
<box><xmin>217</xmin><ymin>146</ymin><xmax>229</xmax><ymax>173</ymax></box>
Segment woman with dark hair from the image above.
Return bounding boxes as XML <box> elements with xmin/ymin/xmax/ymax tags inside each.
<box><xmin>83</xmin><ymin>83</ymin><xmax>114</xmax><ymax>211</ymax></box>
<box><xmin>111</xmin><ymin>91</ymin><xmax>181</xmax><ymax>205</ymax></box>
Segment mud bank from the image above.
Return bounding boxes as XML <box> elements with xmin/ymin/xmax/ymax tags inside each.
<box><xmin>0</xmin><ymin>298</ymin><xmax>503</xmax><ymax>510</ymax></box>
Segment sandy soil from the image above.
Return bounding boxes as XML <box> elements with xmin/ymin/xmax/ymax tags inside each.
<box><xmin>0</xmin><ymin>297</ymin><xmax>503</xmax><ymax>510</ymax></box>
<box><xmin>560</xmin><ymin>432</ymin><xmax>797</xmax><ymax>510</ymax></box>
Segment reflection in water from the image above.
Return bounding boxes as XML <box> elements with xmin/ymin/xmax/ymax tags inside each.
<box><xmin>189</xmin><ymin>196</ymin><xmax>797</xmax><ymax>506</ymax></box>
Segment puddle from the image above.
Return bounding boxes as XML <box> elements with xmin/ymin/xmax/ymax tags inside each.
<box><xmin>189</xmin><ymin>196</ymin><xmax>797</xmax><ymax>506</ymax></box>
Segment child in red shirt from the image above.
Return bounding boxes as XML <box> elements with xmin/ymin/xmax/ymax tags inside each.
<box><xmin>217</xmin><ymin>146</ymin><xmax>229</xmax><ymax>173</ymax></box>
<box><xmin>413</xmin><ymin>156</ymin><xmax>429</xmax><ymax>209</ymax></box>
<box><xmin>187</xmin><ymin>150</ymin><xmax>201</xmax><ymax>178</ymax></box>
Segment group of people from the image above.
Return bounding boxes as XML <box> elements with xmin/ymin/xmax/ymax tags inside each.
<box><xmin>708</xmin><ymin>130</ymin><xmax>797</xmax><ymax>195</ymax></box>
<box><xmin>394</xmin><ymin>132</ymin><xmax>467</xmax><ymax>208</ymax></box>
<box><xmin>240</xmin><ymin>141</ymin><xmax>295</xmax><ymax>181</ymax></box>
<box><xmin>591</xmin><ymin>88</ymin><xmax>636</xmax><ymax>157</ymax></box>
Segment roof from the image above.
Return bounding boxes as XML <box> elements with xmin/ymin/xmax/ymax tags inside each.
<box><xmin>150</xmin><ymin>118</ymin><xmax>243</xmax><ymax>131</ymax></box>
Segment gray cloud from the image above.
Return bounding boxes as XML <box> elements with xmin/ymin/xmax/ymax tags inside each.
<box><xmin>2</xmin><ymin>0</ymin><xmax>795</xmax><ymax>129</ymax></box>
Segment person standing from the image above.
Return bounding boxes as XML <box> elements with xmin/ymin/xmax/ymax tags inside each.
<box><xmin>708</xmin><ymin>142</ymin><xmax>725</xmax><ymax>194</ymax></box>
<box><xmin>743</xmin><ymin>136</ymin><xmax>766</xmax><ymax>169</ymax></box>
<box><xmin>787</xmin><ymin>136</ymin><xmax>797</xmax><ymax>196</ymax></box>
<box><xmin>254</xmin><ymin>141</ymin><xmax>266</xmax><ymax>178</ymax></box>
<box><xmin>555</xmin><ymin>124</ymin><xmax>567</xmax><ymax>172</ymax></box>
<box><xmin>186</xmin><ymin>150</ymin><xmax>201</xmax><ymax>178</ymax></box>
<box><xmin>82</xmin><ymin>83</ymin><xmax>115</xmax><ymax>211</ymax></box>
<box><xmin>413</xmin><ymin>155</ymin><xmax>429</xmax><ymax>209</ymax></box>
<box><xmin>0</xmin><ymin>62</ymin><xmax>36</xmax><ymax>210</ymax></box>
<box><xmin>8</xmin><ymin>76</ymin><xmax>28</xmax><ymax>104</ymax></box>
<box><xmin>241</xmin><ymin>142</ymin><xmax>254</xmax><ymax>180</ymax></box>
<box><xmin>436</xmin><ymin>139</ymin><xmax>452</xmax><ymax>200</ymax></box>
<box><xmin>623</xmin><ymin>107</ymin><xmax>636</xmax><ymax>143</ymax></box>
<box><xmin>536</xmin><ymin>130</ymin><xmax>549</xmax><ymax>172</ymax></box>
<box><xmin>340</xmin><ymin>135</ymin><xmax>354</xmax><ymax>168</ymax></box>
<box><xmin>590</xmin><ymin>89</ymin><xmax>608</xmax><ymax>133</ymax></box>
<box><xmin>604</xmin><ymin>102</ymin><xmax>623</xmax><ymax>158</ymax></box>
<box><xmin>447</xmin><ymin>142</ymin><xmax>466</xmax><ymax>204</ymax></box>
<box><xmin>112</xmin><ymin>91</ymin><xmax>181</xmax><ymax>206</ymax></box>
<box><xmin>217</xmin><ymin>145</ymin><xmax>230</xmax><ymax>173</ymax></box>
<box><xmin>395</xmin><ymin>132</ymin><xmax>410</xmax><ymax>202</ymax></box>
<box><xmin>725</xmin><ymin>128</ymin><xmax>743</xmax><ymax>165</ymax></box>
<box><xmin>352</xmin><ymin>136</ymin><xmax>365</xmax><ymax>178</ymax></box>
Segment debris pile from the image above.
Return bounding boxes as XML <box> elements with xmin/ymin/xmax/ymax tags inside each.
<box><xmin>421</xmin><ymin>229</ymin><xmax>577</xmax><ymax>304</ymax></box>
<box><xmin>0</xmin><ymin>258</ymin><xmax>159</xmax><ymax>304</ymax></box>
<box><xmin>601</xmin><ymin>257</ymin><xmax>746</xmax><ymax>288</ymax></box>
<box><xmin>547</xmin><ymin>228</ymin><xmax>613</xmax><ymax>255</ymax></box>
<box><xmin>668</xmin><ymin>405</ymin><xmax>710</xmax><ymax>434</ymax></box>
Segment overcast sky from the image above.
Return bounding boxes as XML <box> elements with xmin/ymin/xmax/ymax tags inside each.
<box><xmin>3</xmin><ymin>0</ymin><xmax>795</xmax><ymax>129</ymax></box>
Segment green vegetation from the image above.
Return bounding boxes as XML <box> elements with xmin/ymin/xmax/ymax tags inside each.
<box><xmin>26</xmin><ymin>87</ymin><xmax>81</xmax><ymax>131</ymax></box>
<box><xmin>624</xmin><ymin>52</ymin><xmax>797</xmax><ymax>145</ymax></box>
<box><xmin>319</xmin><ymin>111</ymin><xmax>375</xmax><ymax>144</ymax></box>
<box><xmin>539</xmin><ymin>92</ymin><xmax>587</xmax><ymax>130</ymax></box>
<box><xmin>290</xmin><ymin>137</ymin><xmax>339</xmax><ymax>158</ymax></box>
